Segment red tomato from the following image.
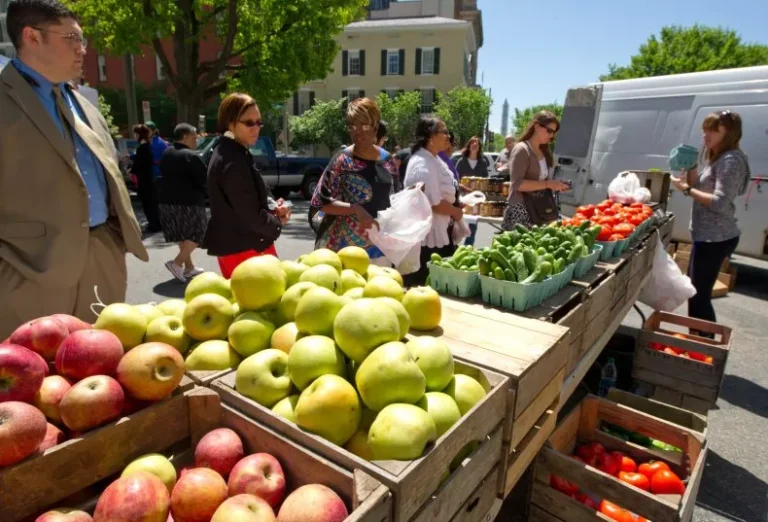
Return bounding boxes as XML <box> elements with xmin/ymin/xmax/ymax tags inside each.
<box><xmin>614</xmin><ymin>223</ymin><xmax>636</xmax><ymax>238</ymax></box>
<box><xmin>576</xmin><ymin>492</ymin><xmax>598</xmax><ymax>510</ymax></box>
<box><xmin>648</xmin><ymin>342</ymin><xmax>664</xmax><ymax>351</ymax></box>
<box><xmin>612</xmin><ymin>202</ymin><xmax>624</xmax><ymax>210</ymax></box>
<box><xmin>630</xmin><ymin>202</ymin><xmax>644</xmax><ymax>208</ymax></box>
<box><xmin>550</xmin><ymin>474</ymin><xmax>579</xmax><ymax>496</ymax></box>
<box><xmin>600</xmin><ymin>500</ymin><xmax>633</xmax><ymax>522</ymax></box>
<box><xmin>618</xmin><ymin>471</ymin><xmax>651</xmax><ymax>491</ymax></box>
<box><xmin>629</xmin><ymin>214</ymin><xmax>645</xmax><ymax>226</ymax></box>
<box><xmin>620</xmin><ymin>456</ymin><xmax>637</xmax><ymax>473</ymax></box>
<box><xmin>597</xmin><ymin>451</ymin><xmax>624</xmax><ymax>476</ymax></box>
<box><xmin>637</xmin><ymin>461</ymin><xmax>670</xmax><ymax>481</ymax></box>
<box><xmin>602</xmin><ymin>207</ymin><xmax>618</xmax><ymax>216</ymax></box>
<box><xmin>609</xmin><ymin>233</ymin><xmax>625</xmax><ymax>241</ymax></box>
<box><xmin>573</xmin><ymin>212</ymin><xmax>588</xmax><ymax>221</ymax></box>
<box><xmin>577</xmin><ymin>205</ymin><xmax>596</xmax><ymax>217</ymax></box>
<box><xmin>651</xmin><ymin>469</ymin><xmax>686</xmax><ymax>495</ymax></box>
<box><xmin>704</xmin><ymin>356</ymin><xmax>714</xmax><ymax>364</ymax></box>
<box><xmin>597</xmin><ymin>226</ymin><xmax>614</xmax><ymax>242</ymax></box>
<box><xmin>576</xmin><ymin>441</ymin><xmax>606</xmax><ymax>465</ymax></box>
<box><xmin>663</xmin><ymin>347</ymin><xmax>680</xmax><ymax>356</ymax></box>
<box><xmin>688</xmin><ymin>351</ymin><xmax>708</xmax><ymax>362</ymax></box>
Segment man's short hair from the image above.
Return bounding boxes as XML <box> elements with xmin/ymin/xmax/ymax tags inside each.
<box><xmin>7</xmin><ymin>0</ymin><xmax>78</xmax><ymax>50</ymax></box>
<box><xmin>173</xmin><ymin>123</ymin><xmax>197</xmax><ymax>142</ymax></box>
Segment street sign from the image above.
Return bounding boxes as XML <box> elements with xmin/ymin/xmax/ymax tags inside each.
<box><xmin>142</xmin><ymin>100</ymin><xmax>151</xmax><ymax>123</ymax></box>
<box><xmin>198</xmin><ymin>114</ymin><xmax>206</xmax><ymax>133</ymax></box>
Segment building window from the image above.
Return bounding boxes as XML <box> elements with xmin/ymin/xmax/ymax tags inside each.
<box><xmin>348</xmin><ymin>50</ymin><xmax>361</xmax><ymax>76</ymax></box>
<box><xmin>420</xmin><ymin>88</ymin><xmax>436</xmax><ymax>114</ymax></box>
<box><xmin>387</xmin><ymin>50</ymin><xmax>399</xmax><ymax>75</ymax></box>
<box><xmin>346</xmin><ymin>89</ymin><xmax>362</xmax><ymax>102</ymax></box>
<box><xmin>156</xmin><ymin>55</ymin><xmax>165</xmax><ymax>80</ymax></box>
<box><xmin>385</xmin><ymin>88</ymin><xmax>400</xmax><ymax>99</ymax></box>
<box><xmin>97</xmin><ymin>54</ymin><xmax>107</xmax><ymax>82</ymax></box>
<box><xmin>421</xmin><ymin>48</ymin><xmax>435</xmax><ymax>75</ymax></box>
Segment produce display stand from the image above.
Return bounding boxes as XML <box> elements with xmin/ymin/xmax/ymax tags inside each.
<box><xmin>185</xmin><ymin>368</ymin><xmax>233</xmax><ymax>387</ymax></box>
<box><xmin>213</xmin><ymin>360</ymin><xmax>508</xmax><ymax>522</ymax></box>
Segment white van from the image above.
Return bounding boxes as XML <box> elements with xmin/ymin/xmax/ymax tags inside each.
<box><xmin>553</xmin><ymin>66</ymin><xmax>768</xmax><ymax>259</ymax></box>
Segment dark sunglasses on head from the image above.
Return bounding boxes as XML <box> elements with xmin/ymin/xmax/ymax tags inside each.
<box><xmin>239</xmin><ymin>119</ymin><xmax>264</xmax><ymax>128</ymax></box>
<box><xmin>718</xmin><ymin>110</ymin><xmax>735</xmax><ymax>122</ymax></box>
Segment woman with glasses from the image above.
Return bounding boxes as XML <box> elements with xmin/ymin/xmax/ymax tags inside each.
<box><xmin>204</xmin><ymin>93</ymin><xmax>290</xmax><ymax>278</ymax></box>
<box><xmin>502</xmin><ymin>111</ymin><xmax>570</xmax><ymax>230</ymax></box>
<box><xmin>310</xmin><ymin>98</ymin><xmax>396</xmax><ymax>263</ymax></box>
<box><xmin>671</xmin><ymin>110</ymin><xmax>750</xmax><ymax>324</ymax></box>
<box><xmin>455</xmin><ymin>136</ymin><xmax>490</xmax><ymax>178</ymax></box>
<box><xmin>402</xmin><ymin>116</ymin><xmax>464</xmax><ymax>287</ymax></box>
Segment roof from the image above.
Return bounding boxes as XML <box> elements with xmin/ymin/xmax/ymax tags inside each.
<box><xmin>346</xmin><ymin>16</ymin><xmax>470</xmax><ymax>31</ymax></box>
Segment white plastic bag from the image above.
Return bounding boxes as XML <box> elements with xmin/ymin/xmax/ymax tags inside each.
<box><xmin>638</xmin><ymin>232</ymin><xmax>697</xmax><ymax>311</ymax></box>
<box><xmin>632</xmin><ymin>187</ymin><xmax>652</xmax><ymax>204</ymax></box>
<box><xmin>459</xmin><ymin>191</ymin><xmax>486</xmax><ymax>207</ymax></box>
<box><xmin>368</xmin><ymin>184</ymin><xmax>433</xmax><ymax>274</ymax></box>
<box><xmin>608</xmin><ymin>171</ymin><xmax>642</xmax><ymax>204</ymax></box>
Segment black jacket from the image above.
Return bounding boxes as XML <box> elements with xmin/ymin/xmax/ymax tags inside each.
<box><xmin>158</xmin><ymin>143</ymin><xmax>207</xmax><ymax>206</ymax></box>
<box><xmin>203</xmin><ymin>136</ymin><xmax>282</xmax><ymax>256</ymax></box>
<box><xmin>131</xmin><ymin>142</ymin><xmax>154</xmax><ymax>185</ymax></box>
<box><xmin>455</xmin><ymin>155</ymin><xmax>490</xmax><ymax>178</ymax></box>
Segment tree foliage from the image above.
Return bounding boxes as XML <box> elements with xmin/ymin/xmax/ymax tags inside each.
<box><xmin>601</xmin><ymin>25</ymin><xmax>768</xmax><ymax>81</ymax></box>
<box><xmin>289</xmin><ymin>98</ymin><xmax>348</xmax><ymax>152</ymax></box>
<box><xmin>512</xmin><ymin>103</ymin><xmax>563</xmax><ymax>138</ymax></box>
<box><xmin>376</xmin><ymin>91</ymin><xmax>422</xmax><ymax>148</ymax></box>
<box><xmin>435</xmin><ymin>86</ymin><xmax>492</xmax><ymax>148</ymax></box>
<box><xmin>64</xmin><ymin>0</ymin><xmax>367</xmax><ymax>122</ymax></box>
<box><xmin>97</xmin><ymin>93</ymin><xmax>120</xmax><ymax>137</ymax></box>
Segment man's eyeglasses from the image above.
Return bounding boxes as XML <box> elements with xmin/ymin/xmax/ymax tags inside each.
<box><xmin>33</xmin><ymin>27</ymin><xmax>87</xmax><ymax>49</ymax></box>
<box><xmin>239</xmin><ymin>119</ymin><xmax>264</xmax><ymax>128</ymax></box>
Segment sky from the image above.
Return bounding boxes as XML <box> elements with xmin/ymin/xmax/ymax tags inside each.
<box><xmin>479</xmin><ymin>0</ymin><xmax>768</xmax><ymax>134</ymax></box>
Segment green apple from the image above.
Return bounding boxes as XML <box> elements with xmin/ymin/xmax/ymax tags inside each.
<box><xmin>343</xmin><ymin>287</ymin><xmax>365</xmax><ymax>300</ymax></box>
<box><xmin>368</xmin><ymin>403</ymin><xmax>437</xmax><ymax>460</ymax></box>
<box><xmin>232</xmin><ymin>302</ymin><xmax>240</xmax><ymax>317</ymax></box>
<box><xmin>236</xmin><ymin>349</ymin><xmax>292</xmax><ymax>407</ymax></box>
<box><xmin>299</xmin><ymin>264</ymin><xmax>342</xmax><ymax>295</ymax></box>
<box><xmin>417</xmin><ymin>392</ymin><xmax>461</xmax><ymax>437</ymax></box>
<box><xmin>343</xmin><ymin>408</ymin><xmax>378</xmax><ymax>461</ymax></box>
<box><xmin>338</xmin><ymin>246</ymin><xmax>370</xmax><ymax>275</ymax></box>
<box><xmin>185</xmin><ymin>271</ymin><xmax>232</xmax><ymax>302</ymax></box>
<box><xmin>230</xmin><ymin>255</ymin><xmax>286</xmax><ymax>311</ymax></box>
<box><xmin>157</xmin><ymin>298</ymin><xmax>186</xmax><ymax>319</ymax></box>
<box><xmin>406</xmin><ymin>337</ymin><xmax>454</xmax><ymax>391</ymax></box>
<box><xmin>281</xmin><ymin>260</ymin><xmax>310</xmax><ymax>288</ymax></box>
<box><xmin>287</xmin><ymin>335</ymin><xmax>346</xmax><ymax>390</ymax></box>
<box><xmin>145</xmin><ymin>315</ymin><xmax>192</xmax><ymax>354</ymax></box>
<box><xmin>259</xmin><ymin>307</ymin><xmax>286</xmax><ymax>328</ymax></box>
<box><xmin>294</xmin><ymin>287</ymin><xmax>345</xmax><ymax>337</ymax></box>
<box><xmin>272</xmin><ymin>394</ymin><xmax>300</xmax><ymax>423</ymax></box>
<box><xmin>295</xmin><ymin>374</ymin><xmax>361</xmax><ymax>446</ymax></box>
<box><xmin>377</xmin><ymin>297</ymin><xmax>411</xmax><ymax>340</ymax></box>
<box><xmin>442</xmin><ymin>374</ymin><xmax>486</xmax><ymax>415</ymax></box>
<box><xmin>134</xmin><ymin>303</ymin><xmax>164</xmax><ymax>325</ymax></box>
<box><xmin>183</xmin><ymin>294</ymin><xmax>235</xmax><ymax>341</ymax></box>
<box><xmin>185</xmin><ymin>340</ymin><xmax>242</xmax><ymax>371</ymax></box>
<box><xmin>379</xmin><ymin>267</ymin><xmax>405</xmax><ymax>286</ymax></box>
<box><xmin>333</xmin><ymin>299</ymin><xmax>401</xmax><ymax>363</ymax></box>
<box><xmin>365</xmin><ymin>264</ymin><xmax>386</xmax><ymax>281</ymax></box>
<box><xmin>363</xmin><ymin>276</ymin><xmax>404</xmax><ymax>301</ymax></box>
<box><xmin>94</xmin><ymin>302</ymin><xmax>147</xmax><ymax>350</ymax></box>
<box><xmin>228</xmin><ymin>312</ymin><xmax>276</xmax><ymax>358</ymax></box>
<box><xmin>402</xmin><ymin>286</ymin><xmax>442</xmax><ymax>331</ymax></box>
<box><xmin>340</xmin><ymin>269</ymin><xmax>367</xmax><ymax>294</ymax></box>
<box><xmin>302</xmin><ymin>248</ymin><xmax>343</xmax><ymax>273</ymax></box>
<box><xmin>355</xmin><ymin>342</ymin><xmax>426</xmax><ymax>411</ymax></box>
<box><xmin>121</xmin><ymin>453</ymin><xmax>177</xmax><ymax>493</ymax></box>
<box><xmin>271</xmin><ymin>322</ymin><xmax>302</xmax><ymax>354</ymax></box>
<box><xmin>278</xmin><ymin>282</ymin><xmax>317</xmax><ymax>322</ymax></box>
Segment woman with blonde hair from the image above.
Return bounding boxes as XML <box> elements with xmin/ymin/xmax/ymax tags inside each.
<box><xmin>671</xmin><ymin>110</ymin><xmax>750</xmax><ymax>323</ymax></box>
<box><xmin>310</xmin><ymin>97</ymin><xmax>397</xmax><ymax>263</ymax></box>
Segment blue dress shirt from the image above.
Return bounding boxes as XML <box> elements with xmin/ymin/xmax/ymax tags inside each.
<box><xmin>13</xmin><ymin>59</ymin><xmax>109</xmax><ymax>227</ymax></box>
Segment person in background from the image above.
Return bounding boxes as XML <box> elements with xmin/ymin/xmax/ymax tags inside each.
<box><xmin>158</xmin><ymin>123</ymin><xmax>209</xmax><ymax>282</ymax></box>
<box><xmin>496</xmin><ymin>134</ymin><xmax>516</xmax><ymax>174</ymax></box>
<box><xmin>403</xmin><ymin>116</ymin><xmax>463</xmax><ymax>286</ymax></box>
<box><xmin>394</xmin><ymin>146</ymin><xmax>410</xmax><ymax>192</ymax></box>
<box><xmin>455</xmin><ymin>136</ymin><xmax>490</xmax><ymax>178</ymax></box>
<box><xmin>310</xmin><ymin>98</ymin><xmax>396</xmax><ymax>264</ymax></box>
<box><xmin>131</xmin><ymin>124</ymin><xmax>162</xmax><ymax>233</ymax></box>
<box><xmin>442</xmin><ymin>133</ymin><xmax>479</xmax><ymax>245</ymax></box>
<box><xmin>438</xmin><ymin>130</ymin><xmax>459</xmax><ymax>182</ymax></box>
<box><xmin>671</xmin><ymin>110</ymin><xmax>750</xmax><ymax>324</ymax></box>
<box><xmin>376</xmin><ymin>120</ymin><xmax>389</xmax><ymax>148</ymax></box>
<box><xmin>204</xmin><ymin>93</ymin><xmax>290</xmax><ymax>279</ymax></box>
<box><xmin>145</xmin><ymin>120</ymin><xmax>168</xmax><ymax>179</ymax></box>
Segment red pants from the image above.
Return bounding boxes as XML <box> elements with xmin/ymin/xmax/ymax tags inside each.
<box><xmin>217</xmin><ymin>245</ymin><xmax>278</xmax><ymax>279</ymax></box>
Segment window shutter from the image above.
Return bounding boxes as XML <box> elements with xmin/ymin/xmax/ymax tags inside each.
<box><xmin>434</xmin><ymin>48</ymin><xmax>441</xmax><ymax>75</ymax></box>
<box><xmin>399</xmin><ymin>49</ymin><xmax>405</xmax><ymax>75</ymax></box>
<box><xmin>415</xmin><ymin>48</ymin><xmax>422</xmax><ymax>75</ymax></box>
<box><xmin>341</xmin><ymin>91</ymin><xmax>349</xmax><ymax>113</ymax></box>
<box><xmin>309</xmin><ymin>91</ymin><xmax>316</xmax><ymax>107</ymax></box>
<box><xmin>342</xmin><ymin>51</ymin><xmax>348</xmax><ymax>76</ymax></box>
<box><xmin>360</xmin><ymin>90</ymin><xmax>366</xmax><ymax>99</ymax></box>
<box><xmin>381</xmin><ymin>50</ymin><xmax>387</xmax><ymax>76</ymax></box>
<box><xmin>359</xmin><ymin>50</ymin><xmax>366</xmax><ymax>76</ymax></box>
<box><xmin>342</xmin><ymin>90</ymin><xmax>348</xmax><ymax>100</ymax></box>
<box><xmin>292</xmin><ymin>93</ymin><xmax>299</xmax><ymax>115</ymax></box>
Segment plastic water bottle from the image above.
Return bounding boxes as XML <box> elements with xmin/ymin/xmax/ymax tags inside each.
<box><xmin>598</xmin><ymin>358</ymin><xmax>618</xmax><ymax>397</ymax></box>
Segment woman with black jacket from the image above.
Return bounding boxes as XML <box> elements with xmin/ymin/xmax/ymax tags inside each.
<box><xmin>131</xmin><ymin>124</ymin><xmax>162</xmax><ymax>233</ymax></box>
<box><xmin>455</xmin><ymin>136</ymin><xmax>490</xmax><ymax>178</ymax></box>
<box><xmin>204</xmin><ymin>93</ymin><xmax>290</xmax><ymax>278</ymax></box>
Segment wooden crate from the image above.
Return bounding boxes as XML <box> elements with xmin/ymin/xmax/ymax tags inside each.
<box><xmin>213</xmin><ymin>359</ymin><xmax>508</xmax><ymax>522</ymax></box>
<box><xmin>185</xmin><ymin>368</ymin><xmax>233</xmax><ymax>386</ymax></box>
<box><xmin>530</xmin><ymin>395</ymin><xmax>707</xmax><ymax>522</ymax></box>
<box><xmin>605</xmin><ymin>389</ymin><xmax>707</xmax><ymax>440</ymax></box>
<box><xmin>630</xmin><ymin>170</ymin><xmax>672</xmax><ymax>205</ymax></box>
<box><xmin>657</xmin><ymin>215</ymin><xmax>675</xmax><ymax>246</ymax></box>
<box><xmin>633</xmin><ymin>312</ymin><xmax>732</xmax><ymax>414</ymax></box>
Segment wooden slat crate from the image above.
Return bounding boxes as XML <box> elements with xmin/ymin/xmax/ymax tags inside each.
<box><xmin>605</xmin><ymin>389</ymin><xmax>707</xmax><ymax>440</ymax></box>
<box><xmin>185</xmin><ymin>368</ymin><xmax>233</xmax><ymax>386</ymax></box>
<box><xmin>633</xmin><ymin>312</ymin><xmax>732</xmax><ymax>414</ymax></box>
<box><xmin>530</xmin><ymin>394</ymin><xmax>707</xmax><ymax>522</ymax></box>
<box><xmin>213</xmin><ymin>359</ymin><xmax>508</xmax><ymax>522</ymax></box>
<box><xmin>657</xmin><ymin>215</ymin><xmax>675</xmax><ymax>246</ymax></box>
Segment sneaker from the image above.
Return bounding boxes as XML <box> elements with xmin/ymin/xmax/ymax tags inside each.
<box><xmin>184</xmin><ymin>267</ymin><xmax>205</xmax><ymax>279</ymax></box>
<box><xmin>165</xmin><ymin>261</ymin><xmax>187</xmax><ymax>283</ymax></box>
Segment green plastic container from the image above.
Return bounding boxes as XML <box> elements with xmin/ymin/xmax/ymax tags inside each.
<box><xmin>427</xmin><ymin>263</ymin><xmax>481</xmax><ymax>298</ymax></box>
<box><xmin>546</xmin><ymin>262</ymin><xmax>576</xmax><ymax>296</ymax></box>
<box><xmin>597</xmin><ymin>241</ymin><xmax>617</xmax><ymax>260</ymax></box>
<box><xmin>614</xmin><ymin>236</ymin><xmax>632</xmax><ymax>256</ymax></box>
<box><xmin>574</xmin><ymin>244</ymin><xmax>603</xmax><ymax>278</ymax></box>
<box><xmin>669</xmin><ymin>144</ymin><xmax>699</xmax><ymax>171</ymax></box>
<box><xmin>479</xmin><ymin>275</ymin><xmax>552</xmax><ymax>312</ymax></box>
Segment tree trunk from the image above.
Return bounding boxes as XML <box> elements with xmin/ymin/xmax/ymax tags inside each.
<box><xmin>176</xmin><ymin>97</ymin><xmax>202</xmax><ymax>128</ymax></box>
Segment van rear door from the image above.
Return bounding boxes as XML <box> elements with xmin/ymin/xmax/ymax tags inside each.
<box><xmin>554</xmin><ymin>86</ymin><xmax>602</xmax><ymax>208</ymax></box>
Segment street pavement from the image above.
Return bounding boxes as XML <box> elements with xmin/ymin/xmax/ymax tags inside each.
<box><xmin>127</xmin><ymin>198</ymin><xmax>767</xmax><ymax>522</ymax></box>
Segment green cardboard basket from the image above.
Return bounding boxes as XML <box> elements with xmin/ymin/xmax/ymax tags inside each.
<box><xmin>597</xmin><ymin>240</ymin><xmax>617</xmax><ymax>260</ymax></box>
<box><xmin>546</xmin><ymin>262</ymin><xmax>576</xmax><ymax>297</ymax></box>
<box><xmin>427</xmin><ymin>263</ymin><xmax>481</xmax><ymax>298</ymax></box>
<box><xmin>479</xmin><ymin>275</ymin><xmax>552</xmax><ymax>312</ymax></box>
<box><xmin>614</xmin><ymin>236</ymin><xmax>633</xmax><ymax>256</ymax></box>
<box><xmin>574</xmin><ymin>244</ymin><xmax>603</xmax><ymax>278</ymax></box>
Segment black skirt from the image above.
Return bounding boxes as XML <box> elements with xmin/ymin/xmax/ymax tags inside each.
<box><xmin>159</xmin><ymin>204</ymin><xmax>208</xmax><ymax>244</ymax></box>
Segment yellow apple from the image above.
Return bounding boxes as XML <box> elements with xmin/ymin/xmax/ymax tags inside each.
<box><xmin>94</xmin><ymin>303</ymin><xmax>147</xmax><ymax>351</ymax></box>
<box><xmin>236</xmin><ymin>349</ymin><xmax>292</xmax><ymax>407</ymax></box>
<box><xmin>363</xmin><ymin>276</ymin><xmax>404</xmax><ymax>301</ymax></box>
<box><xmin>302</xmin><ymin>249</ymin><xmax>343</xmax><ymax>273</ymax></box>
<box><xmin>277</xmin><ymin>282</ymin><xmax>317</xmax><ymax>322</ymax></box>
<box><xmin>355</xmin><ymin>342</ymin><xmax>426</xmax><ymax>411</ymax></box>
<box><xmin>295</xmin><ymin>374</ymin><xmax>361</xmax><ymax>446</ymax></box>
<box><xmin>281</xmin><ymin>260</ymin><xmax>309</xmax><ymax>288</ymax></box>
<box><xmin>401</xmin><ymin>286</ymin><xmax>442</xmax><ymax>331</ymax></box>
<box><xmin>294</xmin><ymin>287</ymin><xmax>345</xmax><ymax>337</ymax></box>
<box><xmin>299</xmin><ymin>264</ymin><xmax>342</xmax><ymax>295</ymax></box>
<box><xmin>185</xmin><ymin>340</ymin><xmax>242</xmax><ymax>371</ymax></box>
<box><xmin>368</xmin><ymin>403</ymin><xmax>437</xmax><ymax>460</ymax></box>
<box><xmin>416</xmin><ymin>392</ymin><xmax>461</xmax><ymax>437</ymax></box>
<box><xmin>228</xmin><ymin>312</ymin><xmax>275</xmax><ymax>358</ymax></box>
<box><xmin>287</xmin><ymin>335</ymin><xmax>346</xmax><ymax>390</ymax></box>
<box><xmin>183</xmin><ymin>294</ymin><xmax>235</xmax><ymax>341</ymax></box>
<box><xmin>272</xmin><ymin>394</ymin><xmax>300</xmax><ymax>423</ymax></box>
<box><xmin>406</xmin><ymin>337</ymin><xmax>454</xmax><ymax>391</ymax></box>
<box><xmin>340</xmin><ymin>269</ymin><xmax>367</xmax><ymax>294</ymax></box>
<box><xmin>270</xmin><ymin>322</ymin><xmax>302</xmax><ymax>353</ymax></box>
<box><xmin>185</xmin><ymin>271</ymin><xmax>232</xmax><ymax>302</ymax></box>
<box><xmin>343</xmin><ymin>287</ymin><xmax>365</xmax><ymax>300</ymax></box>
<box><xmin>377</xmin><ymin>297</ymin><xmax>411</xmax><ymax>339</ymax></box>
<box><xmin>337</xmin><ymin>246</ymin><xmax>370</xmax><ymax>275</ymax></box>
<box><xmin>332</xmin><ymin>299</ymin><xmax>401</xmax><ymax>363</ymax></box>
<box><xmin>230</xmin><ymin>255</ymin><xmax>286</xmax><ymax>312</ymax></box>
<box><xmin>122</xmin><ymin>453</ymin><xmax>177</xmax><ymax>493</ymax></box>
<box><xmin>442</xmin><ymin>374</ymin><xmax>486</xmax><ymax>415</ymax></box>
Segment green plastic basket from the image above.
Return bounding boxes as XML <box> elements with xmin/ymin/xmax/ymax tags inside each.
<box><xmin>546</xmin><ymin>262</ymin><xmax>576</xmax><ymax>296</ymax></box>
<box><xmin>427</xmin><ymin>263</ymin><xmax>481</xmax><ymax>298</ymax></box>
<box><xmin>614</xmin><ymin>236</ymin><xmax>632</xmax><ymax>256</ymax></box>
<box><xmin>597</xmin><ymin>241</ymin><xmax>617</xmax><ymax>260</ymax></box>
<box><xmin>479</xmin><ymin>275</ymin><xmax>552</xmax><ymax>312</ymax></box>
<box><xmin>574</xmin><ymin>245</ymin><xmax>603</xmax><ymax>278</ymax></box>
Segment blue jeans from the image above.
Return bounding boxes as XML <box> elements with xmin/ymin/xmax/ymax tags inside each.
<box><xmin>464</xmin><ymin>223</ymin><xmax>478</xmax><ymax>246</ymax></box>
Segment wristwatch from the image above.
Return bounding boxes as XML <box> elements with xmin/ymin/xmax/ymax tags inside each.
<box><xmin>682</xmin><ymin>187</ymin><xmax>692</xmax><ymax>197</ymax></box>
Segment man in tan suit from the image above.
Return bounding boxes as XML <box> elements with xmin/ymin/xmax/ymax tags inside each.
<box><xmin>0</xmin><ymin>0</ymin><xmax>148</xmax><ymax>338</ymax></box>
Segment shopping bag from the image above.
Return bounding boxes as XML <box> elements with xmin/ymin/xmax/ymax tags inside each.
<box><xmin>608</xmin><ymin>171</ymin><xmax>642</xmax><ymax>204</ymax></box>
<box><xmin>638</xmin><ymin>232</ymin><xmax>697</xmax><ymax>311</ymax></box>
<box><xmin>368</xmin><ymin>184</ymin><xmax>433</xmax><ymax>273</ymax></box>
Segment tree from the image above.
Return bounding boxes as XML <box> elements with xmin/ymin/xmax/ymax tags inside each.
<box><xmin>98</xmin><ymin>94</ymin><xmax>120</xmax><ymax>137</ymax></box>
<box><xmin>601</xmin><ymin>25</ymin><xmax>768</xmax><ymax>81</ymax></box>
<box><xmin>65</xmin><ymin>0</ymin><xmax>367</xmax><ymax>123</ymax></box>
<box><xmin>489</xmin><ymin>132</ymin><xmax>505</xmax><ymax>152</ymax></box>
<box><xmin>512</xmin><ymin>103</ymin><xmax>563</xmax><ymax>138</ymax></box>
<box><xmin>289</xmin><ymin>98</ymin><xmax>347</xmax><ymax>152</ymax></box>
<box><xmin>376</xmin><ymin>91</ymin><xmax>422</xmax><ymax>149</ymax></box>
<box><xmin>435</xmin><ymin>86</ymin><xmax>492</xmax><ymax>148</ymax></box>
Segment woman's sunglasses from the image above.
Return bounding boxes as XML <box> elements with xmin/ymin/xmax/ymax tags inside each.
<box><xmin>539</xmin><ymin>123</ymin><xmax>558</xmax><ymax>135</ymax></box>
<box><xmin>239</xmin><ymin>119</ymin><xmax>264</xmax><ymax>128</ymax></box>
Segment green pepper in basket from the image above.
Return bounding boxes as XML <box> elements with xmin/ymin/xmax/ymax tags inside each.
<box><xmin>493</xmin><ymin>266</ymin><xmax>505</xmax><ymax>280</ymax></box>
<box><xmin>478</xmin><ymin>257</ymin><xmax>491</xmax><ymax>276</ymax></box>
<box><xmin>522</xmin><ymin>248</ymin><xmax>538</xmax><ymax>273</ymax></box>
<box><xmin>430</xmin><ymin>253</ymin><xmax>442</xmax><ymax>264</ymax></box>
<box><xmin>567</xmin><ymin>246</ymin><xmax>582</xmax><ymax>264</ymax></box>
<box><xmin>504</xmin><ymin>268</ymin><xmax>516</xmax><ymax>282</ymax></box>
<box><xmin>513</xmin><ymin>254</ymin><xmax>529</xmax><ymax>281</ymax></box>
<box><xmin>553</xmin><ymin>258</ymin><xmax>565</xmax><ymax>274</ymax></box>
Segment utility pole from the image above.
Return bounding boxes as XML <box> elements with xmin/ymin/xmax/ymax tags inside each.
<box><xmin>123</xmin><ymin>54</ymin><xmax>138</xmax><ymax>128</ymax></box>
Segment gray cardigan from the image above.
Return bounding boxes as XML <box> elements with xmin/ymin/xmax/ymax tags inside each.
<box><xmin>506</xmin><ymin>141</ymin><xmax>550</xmax><ymax>205</ymax></box>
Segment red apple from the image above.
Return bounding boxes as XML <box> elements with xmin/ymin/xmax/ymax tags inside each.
<box><xmin>116</xmin><ymin>342</ymin><xmax>185</xmax><ymax>401</ymax></box>
<box><xmin>50</xmin><ymin>314</ymin><xmax>92</xmax><ymax>333</ymax></box>
<box><xmin>93</xmin><ymin>471</ymin><xmax>170</xmax><ymax>522</ymax></box>
<box><xmin>194</xmin><ymin>428</ymin><xmax>244</xmax><ymax>479</ymax></box>
<box><xmin>276</xmin><ymin>484</ymin><xmax>348</xmax><ymax>522</ymax></box>
<box><xmin>0</xmin><ymin>401</ymin><xmax>47</xmax><ymax>466</ymax></box>
<box><xmin>35</xmin><ymin>508</ymin><xmax>93</xmax><ymax>521</ymax></box>
<box><xmin>33</xmin><ymin>375</ymin><xmax>72</xmax><ymax>424</ymax></box>
<box><xmin>10</xmin><ymin>317</ymin><xmax>69</xmax><ymax>361</ymax></box>
<box><xmin>0</xmin><ymin>343</ymin><xmax>46</xmax><ymax>403</ymax></box>
<box><xmin>211</xmin><ymin>494</ymin><xmax>275</xmax><ymax>522</ymax></box>
<box><xmin>228</xmin><ymin>453</ymin><xmax>286</xmax><ymax>509</ymax></box>
<box><xmin>55</xmin><ymin>330</ymin><xmax>124</xmax><ymax>382</ymax></box>
<box><xmin>37</xmin><ymin>422</ymin><xmax>66</xmax><ymax>452</ymax></box>
<box><xmin>170</xmin><ymin>467</ymin><xmax>228</xmax><ymax>522</ymax></box>
<box><xmin>59</xmin><ymin>375</ymin><xmax>125</xmax><ymax>432</ymax></box>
